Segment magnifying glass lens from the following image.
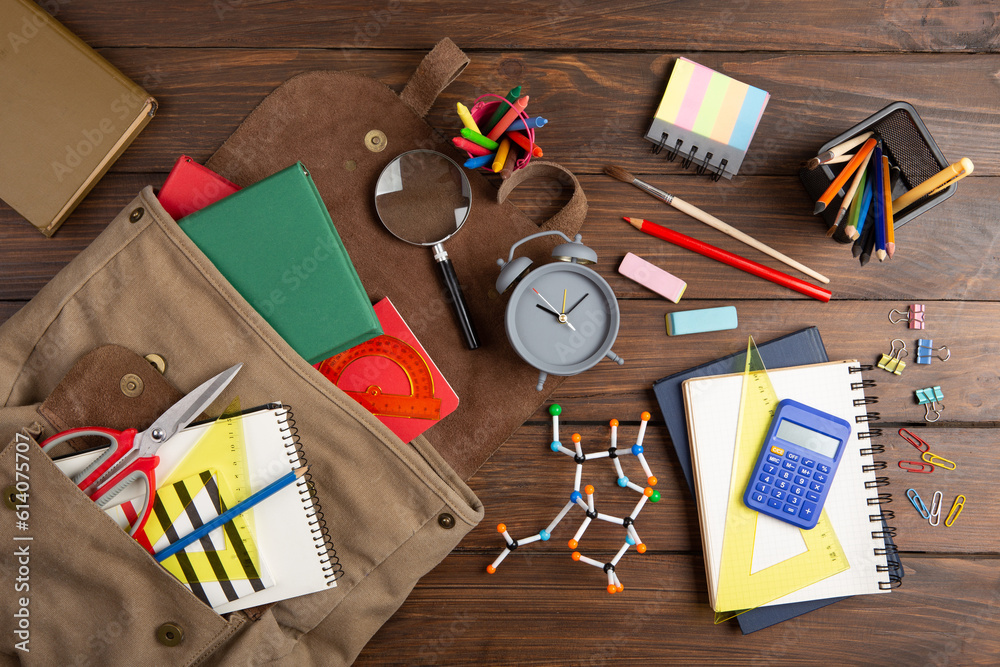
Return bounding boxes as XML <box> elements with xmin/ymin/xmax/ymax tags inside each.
<box><xmin>374</xmin><ymin>151</ymin><xmax>470</xmax><ymax>245</ymax></box>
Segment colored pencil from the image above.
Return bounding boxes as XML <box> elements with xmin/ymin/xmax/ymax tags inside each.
<box><xmin>847</xmin><ymin>175</ymin><xmax>874</xmax><ymax>242</ymax></box>
<box><xmin>859</xmin><ymin>217</ymin><xmax>877</xmax><ymax>266</ymax></box>
<box><xmin>804</xmin><ymin>131</ymin><xmax>874</xmax><ymax>170</ymax></box>
<box><xmin>839</xmin><ymin>167</ymin><xmax>867</xmax><ymax>241</ymax></box>
<box><xmin>882</xmin><ymin>155</ymin><xmax>895</xmax><ymax>258</ymax></box>
<box><xmin>486</xmin><ymin>95</ymin><xmax>529</xmax><ymax>141</ymax></box>
<box><xmin>623</xmin><ymin>217</ymin><xmax>831</xmax><ymax>302</ymax></box>
<box><xmin>813</xmin><ymin>137</ymin><xmax>877</xmax><ymax>214</ymax></box>
<box><xmin>829</xmin><ymin>151</ymin><xmax>871</xmax><ymax>236</ymax></box>
<box><xmin>155</xmin><ymin>467</ymin><xmax>308</xmax><ymax>562</ymax></box>
<box><xmin>606</xmin><ymin>165</ymin><xmax>829</xmax><ymax>284</ymax></box>
<box><xmin>481</xmin><ymin>85</ymin><xmax>522</xmax><ymax>134</ymax></box>
<box><xmin>872</xmin><ymin>143</ymin><xmax>887</xmax><ymax>262</ymax></box>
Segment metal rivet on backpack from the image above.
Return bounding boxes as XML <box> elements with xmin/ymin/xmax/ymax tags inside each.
<box><xmin>3</xmin><ymin>486</ymin><xmax>18</xmax><ymax>511</ymax></box>
<box><xmin>438</xmin><ymin>513</ymin><xmax>456</xmax><ymax>530</ymax></box>
<box><xmin>129</xmin><ymin>207</ymin><xmax>145</xmax><ymax>223</ymax></box>
<box><xmin>344</xmin><ymin>159</ymin><xmax>357</xmax><ymax>172</ymax></box>
<box><xmin>144</xmin><ymin>354</ymin><xmax>167</xmax><ymax>374</ymax></box>
<box><xmin>365</xmin><ymin>130</ymin><xmax>387</xmax><ymax>153</ymax></box>
<box><xmin>156</xmin><ymin>622</ymin><xmax>184</xmax><ymax>647</ymax></box>
<box><xmin>120</xmin><ymin>373</ymin><xmax>144</xmax><ymax>398</ymax></box>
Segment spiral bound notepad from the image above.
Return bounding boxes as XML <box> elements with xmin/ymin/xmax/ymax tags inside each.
<box><xmin>683</xmin><ymin>361</ymin><xmax>898</xmax><ymax>610</ymax></box>
<box><xmin>645</xmin><ymin>58</ymin><xmax>769</xmax><ymax>181</ymax></box>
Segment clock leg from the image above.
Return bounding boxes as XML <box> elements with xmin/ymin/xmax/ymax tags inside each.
<box><xmin>606</xmin><ymin>350</ymin><xmax>625</xmax><ymax>365</ymax></box>
<box><xmin>536</xmin><ymin>371</ymin><xmax>548</xmax><ymax>391</ymax></box>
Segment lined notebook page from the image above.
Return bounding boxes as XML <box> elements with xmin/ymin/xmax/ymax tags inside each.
<box><xmin>684</xmin><ymin>361</ymin><xmax>889</xmax><ymax>608</ymax></box>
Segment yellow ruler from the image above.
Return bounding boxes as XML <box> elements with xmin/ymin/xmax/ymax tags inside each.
<box><xmin>714</xmin><ymin>338</ymin><xmax>848</xmax><ymax>620</ymax></box>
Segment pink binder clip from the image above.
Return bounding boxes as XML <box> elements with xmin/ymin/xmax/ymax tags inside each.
<box><xmin>888</xmin><ymin>304</ymin><xmax>925</xmax><ymax>330</ymax></box>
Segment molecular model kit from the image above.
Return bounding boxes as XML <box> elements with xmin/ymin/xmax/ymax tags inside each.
<box><xmin>487</xmin><ymin>404</ymin><xmax>661</xmax><ymax>594</ymax></box>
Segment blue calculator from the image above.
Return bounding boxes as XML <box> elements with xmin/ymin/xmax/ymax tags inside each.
<box><xmin>743</xmin><ymin>399</ymin><xmax>852</xmax><ymax>529</ymax></box>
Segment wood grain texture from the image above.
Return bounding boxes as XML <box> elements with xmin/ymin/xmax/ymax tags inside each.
<box><xmin>354</xmin><ymin>555</ymin><xmax>1000</xmax><ymax>666</ymax></box>
<box><xmin>50</xmin><ymin>1</ymin><xmax>1000</xmax><ymax>53</ymax></box>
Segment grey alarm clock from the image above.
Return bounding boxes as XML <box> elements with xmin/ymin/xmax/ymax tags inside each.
<box><xmin>496</xmin><ymin>231</ymin><xmax>624</xmax><ymax>391</ymax></box>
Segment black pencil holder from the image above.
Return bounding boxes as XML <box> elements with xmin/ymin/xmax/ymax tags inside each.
<box><xmin>799</xmin><ymin>102</ymin><xmax>956</xmax><ymax>233</ymax></box>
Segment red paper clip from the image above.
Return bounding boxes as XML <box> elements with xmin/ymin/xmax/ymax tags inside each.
<box><xmin>899</xmin><ymin>460</ymin><xmax>934</xmax><ymax>473</ymax></box>
<box><xmin>898</xmin><ymin>428</ymin><xmax>930</xmax><ymax>453</ymax></box>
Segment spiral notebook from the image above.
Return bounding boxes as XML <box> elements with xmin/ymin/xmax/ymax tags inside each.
<box><xmin>683</xmin><ymin>361</ymin><xmax>896</xmax><ymax>610</ymax></box>
<box><xmin>645</xmin><ymin>58</ymin><xmax>769</xmax><ymax>180</ymax></box>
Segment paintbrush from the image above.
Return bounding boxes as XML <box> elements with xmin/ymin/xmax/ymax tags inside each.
<box><xmin>603</xmin><ymin>165</ymin><xmax>829</xmax><ymax>284</ymax></box>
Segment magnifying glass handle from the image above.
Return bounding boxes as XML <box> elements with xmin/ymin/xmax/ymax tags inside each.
<box><xmin>434</xmin><ymin>246</ymin><xmax>480</xmax><ymax>350</ymax></box>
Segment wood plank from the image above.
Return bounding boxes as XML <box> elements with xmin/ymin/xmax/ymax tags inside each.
<box><xmin>4</xmin><ymin>172</ymin><xmax>998</xmax><ymax>302</ymax></box>
<box><xmin>6</xmin><ymin>50</ymin><xmax>996</xmax><ymax>177</ymax></box>
<box><xmin>0</xmin><ymin>302</ymin><xmax>22</xmax><ymax>322</ymax></box>
<box><xmin>355</xmin><ymin>554</ymin><xmax>1000</xmax><ymax>665</ymax></box>
<box><xmin>51</xmin><ymin>1</ymin><xmax>1000</xmax><ymax>53</ymax></box>
<box><xmin>464</xmin><ymin>425</ymin><xmax>1000</xmax><ymax>554</ymax></box>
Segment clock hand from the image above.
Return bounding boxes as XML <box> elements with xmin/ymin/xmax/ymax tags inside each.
<box><xmin>566</xmin><ymin>292</ymin><xmax>590</xmax><ymax>314</ymax></box>
<box><xmin>533</xmin><ymin>289</ymin><xmax>577</xmax><ymax>331</ymax></box>
<box><xmin>561</xmin><ymin>289</ymin><xmax>567</xmax><ymax>315</ymax></box>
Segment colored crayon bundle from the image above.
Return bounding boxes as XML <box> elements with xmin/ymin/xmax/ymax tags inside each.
<box><xmin>452</xmin><ymin>86</ymin><xmax>549</xmax><ymax>178</ymax></box>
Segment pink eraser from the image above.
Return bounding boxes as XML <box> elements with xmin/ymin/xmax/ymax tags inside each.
<box><xmin>618</xmin><ymin>253</ymin><xmax>687</xmax><ymax>303</ymax></box>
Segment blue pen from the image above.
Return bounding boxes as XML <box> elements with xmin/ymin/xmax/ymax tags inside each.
<box><xmin>507</xmin><ymin>117</ymin><xmax>548</xmax><ymax>132</ymax></box>
<box><xmin>154</xmin><ymin>467</ymin><xmax>307</xmax><ymax>562</ymax></box>
<box><xmin>464</xmin><ymin>153</ymin><xmax>496</xmax><ymax>169</ymax></box>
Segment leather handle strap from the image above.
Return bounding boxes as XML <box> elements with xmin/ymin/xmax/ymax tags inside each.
<box><xmin>399</xmin><ymin>38</ymin><xmax>469</xmax><ymax>118</ymax></box>
<box><xmin>496</xmin><ymin>161</ymin><xmax>588</xmax><ymax>237</ymax></box>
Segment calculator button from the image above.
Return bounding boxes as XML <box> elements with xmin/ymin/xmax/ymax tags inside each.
<box><xmin>759</xmin><ymin>474</ymin><xmax>774</xmax><ymax>485</ymax></box>
<box><xmin>786</xmin><ymin>451</ymin><xmax>801</xmax><ymax>462</ymax></box>
<box><xmin>764</xmin><ymin>464</ymin><xmax>778</xmax><ymax>475</ymax></box>
<box><xmin>794</xmin><ymin>476</ymin><xmax>806</xmax><ymax>486</ymax></box>
<box><xmin>767</xmin><ymin>499</ymin><xmax>782</xmax><ymax>510</ymax></box>
<box><xmin>802</xmin><ymin>458</ymin><xmax>816</xmax><ymax>468</ymax></box>
<box><xmin>800</xmin><ymin>502</ymin><xmax>817</xmax><ymax>520</ymax></box>
<box><xmin>817</xmin><ymin>464</ymin><xmax>831</xmax><ymax>474</ymax></box>
<box><xmin>798</xmin><ymin>466</ymin><xmax>812</xmax><ymax>477</ymax></box>
<box><xmin>751</xmin><ymin>492</ymin><xmax>766</xmax><ymax>504</ymax></box>
<box><xmin>782</xmin><ymin>461</ymin><xmax>796</xmax><ymax>471</ymax></box>
<box><xmin>791</xmin><ymin>485</ymin><xmax>804</xmax><ymax>496</ymax></box>
<box><xmin>770</xmin><ymin>446</ymin><xmax>785</xmax><ymax>457</ymax></box>
<box><xmin>779</xmin><ymin>470</ymin><xmax>793</xmax><ymax>481</ymax></box>
<box><xmin>782</xmin><ymin>504</ymin><xmax>797</xmax><ymax>516</ymax></box>
<box><xmin>786</xmin><ymin>495</ymin><xmax>801</xmax><ymax>506</ymax></box>
<box><xmin>766</xmin><ymin>454</ymin><xmax>781</xmax><ymax>465</ymax></box>
<box><xmin>776</xmin><ymin>480</ymin><xmax>789</xmax><ymax>491</ymax></box>
<box><xmin>770</xmin><ymin>488</ymin><xmax>785</xmax><ymax>500</ymax></box>
<box><xmin>813</xmin><ymin>472</ymin><xmax>828</xmax><ymax>484</ymax></box>
<box><xmin>806</xmin><ymin>491</ymin><xmax>821</xmax><ymax>502</ymax></box>
<box><xmin>809</xmin><ymin>481</ymin><xmax>824</xmax><ymax>493</ymax></box>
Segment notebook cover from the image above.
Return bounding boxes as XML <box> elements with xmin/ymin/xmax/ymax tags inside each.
<box><xmin>158</xmin><ymin>155</ymin><xmax>241</xmax><ymax>220</ymax></box>
<box><xmin>180</xmin><ymin>162</ymin><xmax>382</xmax><ymax>363</ymax></box>
<box><xmin>0</xmin><ymin>0</ymin><xmax>156</xmax><ymax>236</ymax></box>
<box><xmin>315</xmin><ymin>297</ymin><xmax>459</xmax><ymax>443</ymax></box>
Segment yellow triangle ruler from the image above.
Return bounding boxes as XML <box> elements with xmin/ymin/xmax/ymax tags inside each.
<box><xmin>714</xmin><ymin>338</ymin><xmax>848</xmax><ymax>620</ymax></box>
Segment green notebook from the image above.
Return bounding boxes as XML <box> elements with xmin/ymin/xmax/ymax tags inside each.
<box><xmin>180</xmin><ymin>163</ymin><xmax>381</xmax><ymax>364</ymax></box>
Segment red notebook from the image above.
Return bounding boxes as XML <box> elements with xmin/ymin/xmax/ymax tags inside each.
<box><xmin>158</xmin><ymin>155</ymin><xmax>240</xmax><ymax>220</ymax></box>
<box><xmin>314</xmin><ymin>298</ymin><xmax>459</xmax><ymax>443</ymax></box>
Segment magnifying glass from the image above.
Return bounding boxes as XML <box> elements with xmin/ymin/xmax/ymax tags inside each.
<box><xmin>374</xmin><ymin>149</ymin><xmax>480</xmax><ymax>350</ymax></box>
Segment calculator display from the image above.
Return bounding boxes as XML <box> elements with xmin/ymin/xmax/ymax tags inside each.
<box><xmin>775</xmin><ymin>419</ymin><xmax>841</xmax><ymax>459</ymax></box>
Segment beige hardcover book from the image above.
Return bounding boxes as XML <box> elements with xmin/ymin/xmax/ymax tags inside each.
<box><xmin>0</xmin><ymin>0</ymin><xmax>156</xmax><ymax>236</ymax></box>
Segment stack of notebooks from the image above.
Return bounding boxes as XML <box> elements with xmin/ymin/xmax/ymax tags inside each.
<box><xmin>653</xmin><ymin>328</ymin><xmax>902</xmax><ymax>633</ymax></box>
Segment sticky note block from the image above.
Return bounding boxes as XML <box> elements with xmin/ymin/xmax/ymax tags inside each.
<box><xmin>666</xmin><ymin>306</ymin><xmax>738</xmax><ymax>336</ymax></box>
<box><xmin>618</xmin><ymin>253</ymin><xmax>687</xmax><ymax>303</ymax></box>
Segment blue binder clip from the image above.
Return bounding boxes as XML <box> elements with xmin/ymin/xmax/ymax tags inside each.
<box><xmin>916</xmin><ymin>339</ymin><xmax>951</xmax><ymax>365</ymax></box>
<box><xmin>915</xmin><ymin>385</ymin><xmax>945</xmax><ymax>422</ymax></box>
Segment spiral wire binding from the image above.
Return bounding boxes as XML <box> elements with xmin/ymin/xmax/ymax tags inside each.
<box><xmin>850</xmin><ymin>364</ymin><xmax>902</xmax><ymax>590</ymax></box>
<box><xmin>651</xmin><ymin>132</ymin><xmax>727</xmax><ymax>181</ymax></box>
<box><xmin>277</xmin><ymin>405</ymin><xmax>344</xmax><ymax>585</ymax></box>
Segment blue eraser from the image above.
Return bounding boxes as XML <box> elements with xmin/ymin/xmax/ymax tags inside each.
<box><xmin>666</xmin><ymin>306</ymin><xmax>738</xmax><ymax>336</ymax></box>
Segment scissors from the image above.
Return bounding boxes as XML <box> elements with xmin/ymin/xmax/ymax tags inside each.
<box><xmin>40</xmin><ymin>363</ymin><xmax>242</xmax><ymax>551</ymax></box>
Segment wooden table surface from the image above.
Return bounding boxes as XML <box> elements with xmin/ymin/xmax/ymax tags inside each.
<box><xmin>3</xmin><ymin>2</ymin><xmax>999</xmax><ymax>664</ymax></box>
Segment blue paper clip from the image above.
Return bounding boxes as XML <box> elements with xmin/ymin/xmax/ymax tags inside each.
<box><xmin>907</xmin><ymin>488</ymin><xmax>930</xmax><ymax>519</ymax></box>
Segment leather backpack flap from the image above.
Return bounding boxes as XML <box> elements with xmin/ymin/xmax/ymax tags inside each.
<box><xmin>207</xmin><ymin>39</ymin><xmax>587</xmax><ymax>480</ymax></box>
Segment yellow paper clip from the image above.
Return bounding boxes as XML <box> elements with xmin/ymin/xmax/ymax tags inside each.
<box><xmin>928</xmin><ymin>490</ymin><xmax>943</xmax><ymax>526</ymax></box>
<box><xmin>945</xmin><ymin>495</ymin><xmax>966</xmax><ymax>527</ymax></box>
<box><xmin>921</xmin><ymin>451</ymin><xmax>956</xmax><ymax>470</ymax></box>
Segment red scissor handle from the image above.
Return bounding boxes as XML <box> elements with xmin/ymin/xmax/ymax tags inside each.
<box><xmin>90</xmin><ymin>452</ymin><xmax>159</xmax><ymax>551</ymax></box>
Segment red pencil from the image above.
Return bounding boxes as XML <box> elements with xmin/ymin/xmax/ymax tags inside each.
<box><xmin>623</xmin><ymin>217</ymin><xmax>831</xmax><ymax>302</ymax></box>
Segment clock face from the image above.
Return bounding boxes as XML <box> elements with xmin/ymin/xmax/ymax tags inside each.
<box><xmin>505</xmin><ymin>262</ymin><xmax>620</xmax><ymax>376</ymax></box>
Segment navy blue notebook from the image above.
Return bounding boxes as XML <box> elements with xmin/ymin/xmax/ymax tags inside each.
<box><xmin>653</xmin><ymin>328</ymin><xmax>902</xmax><ymax>634</ymax></box>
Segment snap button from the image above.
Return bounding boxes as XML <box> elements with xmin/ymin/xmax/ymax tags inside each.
<box><xmin>156</xmin><ymin>622</ymin><xmax>184</xmax><ymax>647</ymax></box>
<box><xmin>144</xmin><ymin>353</ymin><xmax>167</xmax><ymax>374</ymax></box>
<box><xmin>438</xmin><ymin>513</ymin><xmax>455</xmax><ymax>530</ymax></box>
<box><xmin>344</xmin><ymin>159</ymin><xmax>357</xmax><ymax>172</ymax></box>
<box><xmin>129</xmin><ymin>207</ymin><xmax>145</xmax><ymax>223</ymax></box>
<box><xmin>3</xmin><ymin>486</ymin><xmax>18</xmax><ymax>511</ymax></box>
<box><xmin>364</xmin><ymin>130</ymin><xmax>387</xmax><ymax>153</ymax></box>
<box><xmin>120</xmin><ymin>373</ymin><xmax>144</xmax><ymax>398</ymax></box>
